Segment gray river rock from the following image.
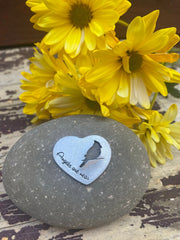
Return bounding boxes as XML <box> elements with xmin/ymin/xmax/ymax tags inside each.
<box><xmin>3</xmin><ymin>115</ymin><xmax>150</xmax><ymax>229</ymax></box>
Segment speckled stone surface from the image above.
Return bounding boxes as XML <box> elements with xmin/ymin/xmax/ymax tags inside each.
<box><xmin>3</xmin><ymin>115</ymin><xmax>150</xmax><ymax>229</ymax></box>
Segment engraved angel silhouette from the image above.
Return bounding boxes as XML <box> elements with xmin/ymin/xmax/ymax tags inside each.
<box><xmin>79</xmin><ymin>140</ymin><xmax>103</xmax><ymax>168</ymax></box>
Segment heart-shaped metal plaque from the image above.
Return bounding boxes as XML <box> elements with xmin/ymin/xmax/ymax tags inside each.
<box><xmin>53</xmin><ymin>135</ymin><xmax>111</xmax><ymax>185</ymax></box>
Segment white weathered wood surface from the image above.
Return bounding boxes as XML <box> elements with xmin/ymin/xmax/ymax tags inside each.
<box><xmin>0</xmin><ymin>47</ymin><xmax>180</xmax><ymax>240</ymax></box>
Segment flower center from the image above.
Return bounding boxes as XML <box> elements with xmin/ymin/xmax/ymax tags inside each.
<box><xmin>129</xmin><ymin>52</ymin><xmax>143</xmax><ymax>72</ymax></box>
<box><xmin>69</xmin><ymin>3</ymin><xmax>93</xmax><ymax>29</ymax></box>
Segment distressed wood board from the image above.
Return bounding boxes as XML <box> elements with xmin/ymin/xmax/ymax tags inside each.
<box><xmin>0</xmin><ymin>47</ymin><xmax>180</xmax><ymax>240</ymax></box>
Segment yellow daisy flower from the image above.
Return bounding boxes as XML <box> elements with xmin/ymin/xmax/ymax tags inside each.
<box><xmin>20</xmin><ymin>44</ymin><xmax>105</xmax><ymax>121</ymax></box>
<box><xmin>46</xmin><ymin>70</ymin><xmax>102</xmax><ymax>118</ymax></box>
<box><xmin>19</xmin><ymin>44</ymin><xmax>64</xmax><ymax>123</ymax></box>
<box><xmin>83</xmin><ymin>10</ymin><xmax>180</xmax><ymax>108</ymax></box>
<box><xmin>26</xmin><ymin>0</ymin><xmax>49</xmax><ymax>31</ymax></box>
<box><xmin>135</xmin><ymin>104</ymin><xmax>180</xmax><ymax>167</ymax></box>
<box><xmin>26</xmin><ymin>0</ymin><xmax>131</xmax><ymax>56</ymax></box>
<box><xmin>46</xmin><ymin>59</ymin><xmax>140</xmax><ymax>125</ymax></box>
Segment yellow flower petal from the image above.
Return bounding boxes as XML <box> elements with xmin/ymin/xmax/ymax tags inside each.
<box><xmin>55</xmin><ymin>72</ymin><xmax>77</xmax><ymax>90</ymax></box>
<box><xmin>38</xmin><ymin>109</ymin><xmax>51</xmax><ymax>120</ymax></box>
<box><xmin>140</xmin><ymin>27</ymin><xmax>177</xmax><ymax>54</ymax></box>
<box><xmin>157</xmin><ymin>30</ymin><xmax>179</xmax><ymax>53</ymax></box>
<box><xmin>130</xmin><ymin>73</ymin><xmax>150</xmax><ymax>108</ymax></box>
<box><xmin>150</xmin><ymin>127</ymin><xmax>160</xmax><ymax>143</ymax></box>
<box><xmin>143</xmin><ymin>137</ymin><xmax>157</xmax><ymax>167</ymax></box>
<box><xmin>63</xmin><ymin>54</ymin><xmax>78</xmax><ymax>79</ymax></box>
<box><xmin>168</xmin><ymin>68</ymin><xmax>180</xmax><ymax>83</ymax></box>
<box><xmin>89</xmin><ymin>0</ymin><xmax>114</xmax><ymax>11</ymax></box>
<box><xmin>126</xmin><ymin>16</ymin><xmax>145</xmax><ymax>48</ymax></box>
<box><xmin>104</xmin><ymin>30</ymin><xmax>119</xmax><ymax>48</ymax></box>
<box><xmin>20</xmin><ymin>92</ymin><xmax>37</xmax><ymax>104</ymax></box>
<box><xmin>116</xmin><ymin>71</ymin><xmax>130</xmax><ymax>98</ymax></box>
<box><xmin>149</xmin><ymin>111</ymin><xmax>162</xmax><ymax>124</ymax></box>
<box><xmin>97</xmin><ymin>77</ymin><xmax>119</xmax><ymax>104</ymax></box>
<box><xmin>43</xmin><ymin>0</ymin><xmax>69</xmax><ymax>14</ymax></box>
<box><xmin>146</xmin><ymin>130</ymin><xmax>157</xmax><ymax>152</ymax></box>
<box><xmin>143</xmin><ymin>10</ymin><xmax>159</xmax><ymax>39</ymax></box>
<box><xmin>23</xmin><ymin>103</ymin><xmax>37</xmax><ymax>114</ymax></box>
<box><xmin>149</xmin><ymin>153</ymin><xmax>158</xmax><ymax>167</ymax></box>
<box><xmin>113</xmin><ymin>40</ymin><xmax>131</xmax><ymax>57</ymax></box>
<box><xmin>37</xmin><ymin>13</ymin><xmax>69</xmax><ymax>29</ymax></box>
<box><xmin>156</xmin><ymin>148</ymin><xmax>166</xmax><ymax>164</ymax></box>
<box><xmin>142</xmin><ymin>60</ymin><xmax>168</xmax><ymax>96</ymax></box>
<box><xmin>170</xmin><ymin>123</ymin><xmax>180</xmax><ymax>143</ymax></box>
<box><xmin>44</xmin><ymin>26</ymin><xmax>72</xmax><ymax>45</ymax></box>
<box><xmin>85</xmin><ymin>62</ymin><xmax>120</xmax><ymax>86</ymax></box>
<box><xmin>84</xmin><ymin>27</ymin><xmax>96</xmax><ymax>50</ymax></box>
<box><xmin>93</xmin><ymin>9</ymin><xmax>119</xmax><ymax>31</ymax></box>
<box><xmin>122</xmin><ymin>55</ymin><xmax>131</xmax><ymax>73</ymax></box>
<box><xmin>114</xmin><ymin>0</ymin><xmax>131</xmax><ymax>16</ymax></box>
<box><xmin>65</xmin><ymin>27</ymin><xmax>82</xmax><ymax>54</ymax></box>
<box><xmin>49</xmin><ymin>41</ymin><xmax>65</xmax><ymax>56</ymax></box>
<box><xmin>148</xmin><ymin>53</ymin><xmax>179</xmax><ymax>63</ymax></box>
<box><xmin>138</xmin><ymin>34</ymin><xmax>168</xmax><ymax>54</ymax></box>
<box><xmin>100</xmin><ymin>104</ymin><xmax>110</xmax><ymax>117</ymax></box>
<box><xmin>161</xmin><ymin>104</ymin><xmax>177</xmax><ymax>124</ymax></box>
<box><xmin>110</xmin><ymin>108</ymin><xmax>140</xmax><ymax>128</ymax></box>
<box><xmin>89</xmin><ymin>19</ymin><xmax>104</xmax><ymax>37</ymax></box>
<box><xmin>160</xmin><ymin>138</ymin><xmax>173</xmax><ymax>159</ymax></box>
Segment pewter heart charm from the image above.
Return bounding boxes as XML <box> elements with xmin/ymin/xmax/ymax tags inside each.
<box><xmin>53</xmin><ymin>135</ymin><xmax>111</xmax><ymax>185</ymax></box>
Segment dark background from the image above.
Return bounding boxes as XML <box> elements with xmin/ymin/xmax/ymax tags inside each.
<box><xmin>0</xmin><ymin>0</ymin><xmax>180</xmax><ymax>48</ymax></box>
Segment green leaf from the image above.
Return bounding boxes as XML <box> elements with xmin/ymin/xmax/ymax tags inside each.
<box><xmin>166</xmin><ymin>82</ymin><xmax>180</xmax><ymax>98</ymax></box>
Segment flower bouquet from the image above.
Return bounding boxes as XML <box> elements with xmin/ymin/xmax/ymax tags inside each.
<box><xmin>20</xmin><ymin>0</ymin><xmax>180</xmax><ymax>167</ymax></box>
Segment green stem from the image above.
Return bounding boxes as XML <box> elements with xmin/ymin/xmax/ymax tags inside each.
<box><xmin>117</xmin><ymin>19</ymin><xmax>129</xmax><ymax>28</ymax></box>
<box><xmin>150</xmin><ymin>92</ymin><xmax>158</xmax><ymax>109</ymax></box>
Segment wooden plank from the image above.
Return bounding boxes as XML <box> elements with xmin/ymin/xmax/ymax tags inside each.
<box><xmin>0</xmin><ymin>0</ymin><xmax>180</xmax><ymax>47</ymax></box>
<box><xmin>0</xmin><ymin>47</ymin><xmax>180</xmax><ymax>239</ymax></box>
<box><xmin>0</xmin><ymin>0</ymin><xmax>44</xmax><ymax>47</ymax></box>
